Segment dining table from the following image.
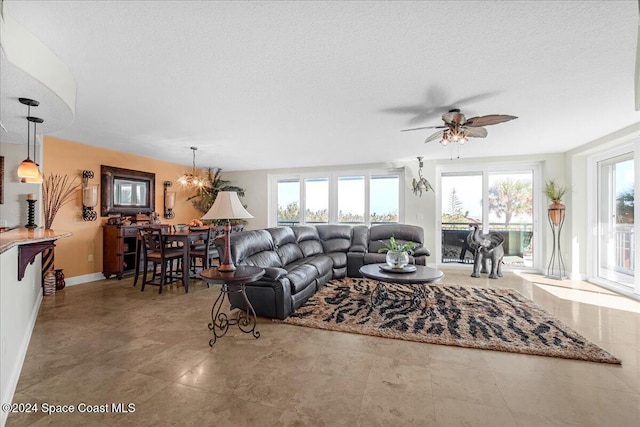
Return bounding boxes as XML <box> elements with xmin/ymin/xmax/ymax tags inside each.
<box><xmin>133</xmin><ymin>227</ymin><xmax>212</xmax><ymax>293</ymax></box>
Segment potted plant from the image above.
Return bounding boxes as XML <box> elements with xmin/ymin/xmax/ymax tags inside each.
<box><xmin>378</xmin><ymin>236</ymin><xmax>415</xmax><ymax>269</ymax></box>
<box><xmin>544</xmin><ymin>179</ymin><xmax>567</xmax><ymax>225</ymax></box>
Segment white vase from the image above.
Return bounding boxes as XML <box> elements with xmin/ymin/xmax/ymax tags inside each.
<box><xmin>386</xmin><ymin>250</ymin><xmax>409</xmax><ymax>269</ymax></box>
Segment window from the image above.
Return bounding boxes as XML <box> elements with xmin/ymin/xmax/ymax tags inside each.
<box><xmin>304</xmin><ymin>178</ymin><xmax>329</xmax><ymax>224</ymax></box>
<box><xmin>271</xmin><ymin>169</ymin><xmax>403</xmax><ymax>226</ymax></box>
<box><xmin>370</xmin><ymin>175</ymin><xmax>399</xmax><ymax>223</ymax></box>
<box><xmin>438</xmin><ymin>163</ymin><xmax>539</xmax><ymax>269</ymax></box>
<box><xmin>338</xmin><ymin>176</ymin><xmax>365</xmax><ymax>223</ymax></box>
<box><xmin>277</xmin><ymin>179</ymin><xmax>300</xmax><ymax>225</ymax></box>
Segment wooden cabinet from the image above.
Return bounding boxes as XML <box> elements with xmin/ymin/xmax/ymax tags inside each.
<box><xmin>102</xmin><ymin>224</ymin><xmax>169</xmax><ymax>279</ymax></box>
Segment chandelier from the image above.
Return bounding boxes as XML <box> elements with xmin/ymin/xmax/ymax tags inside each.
<box><xmin>411</xmin><ymin>156</ymin><xmax>433</xmax><ymax>197</ymax></box>
<box><xmin>177</xmin><ymin>146</ymin><xmax>207</xmax><ymax>188</ymax></box>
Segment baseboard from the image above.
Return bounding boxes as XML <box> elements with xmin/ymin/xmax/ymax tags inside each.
<box><xmin>0</xmin><ymin>289</ymin><xmax>42</xmax><ymax>427</ymax></box>
<box><xmin>64</xmin><ymin>272</ymin><xmax>105</xmax><ymax>287</ymax></box>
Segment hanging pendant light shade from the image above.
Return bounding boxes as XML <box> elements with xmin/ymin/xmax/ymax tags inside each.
<box><xmin>17</xmin><ymin>98</ymin><xmax>40</xmax><ymax>179</ymax></box>
<box><xmin>177</xmin><ymin>146</ymin><xmax>207</xmax><ymax>188</ymax></box>
<box><xmin>21</xmin><ymin>116</ymin><xmax>44</xmax><ymax>184</ymax></box>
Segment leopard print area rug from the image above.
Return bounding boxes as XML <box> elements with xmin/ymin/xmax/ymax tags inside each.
<box><xmin>282</xmin><ymin>278</ymin><xmax>621</xmax><ymax>364</ymax></box>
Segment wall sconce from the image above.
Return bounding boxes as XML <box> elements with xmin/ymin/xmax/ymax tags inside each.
<box><xmin>164</xmin><ymin>181</ymin><xmax>175</xmax><ymax>219</ymax></box>
<box><xmin>82</xmin><ymin>170</ymin><xmax>98</xmax><ymax>221</ymax></box>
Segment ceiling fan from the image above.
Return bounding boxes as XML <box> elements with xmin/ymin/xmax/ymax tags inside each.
<box><xmin>401</xmin><ymin>108</ymin><xmax>518</xmax><ymax>145</ymax></box>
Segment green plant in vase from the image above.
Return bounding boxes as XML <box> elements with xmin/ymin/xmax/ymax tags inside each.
<box><xmin>544</xmin><ymin>179</ymin><xmax>567</xmax><ymax>225</ymax></box>
<box><xmin>378</xmin><ymin>236</ymin><xmax>415</xmax><ymax>269</ymax></box>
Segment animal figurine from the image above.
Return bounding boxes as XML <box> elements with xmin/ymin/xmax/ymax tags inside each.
<box><xmin>466</xmin><ymin>224</ymin><xmax>505</xmax><ymax>279</ymax></box>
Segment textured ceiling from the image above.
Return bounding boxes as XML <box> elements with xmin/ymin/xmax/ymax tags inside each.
<box><xmin>1</xmin><ymin>0</ymin><xmax>639</xmax><ymax>171</ymax></box>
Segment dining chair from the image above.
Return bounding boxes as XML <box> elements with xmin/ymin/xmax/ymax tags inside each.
<box><xmin>138</xmin><ymin>228</ymin><xmax>184</xmax><ymax>293</ymax></box>
<box><xmin>189</xmin><ymin>227</ymin><xmax>220</xmax><ymax>278</ymax></box>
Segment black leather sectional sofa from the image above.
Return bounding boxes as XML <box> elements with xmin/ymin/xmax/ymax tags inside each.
<box><xmin>215</xmin><ymin>224</ymin><xmax>429</xmax><ymax>319</ymax></box>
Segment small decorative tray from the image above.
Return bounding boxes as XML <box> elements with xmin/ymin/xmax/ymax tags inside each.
<box><xmin>379</xmin><ymin>264</ymin><xmax>417</xmax><ymax>274</ymax></box>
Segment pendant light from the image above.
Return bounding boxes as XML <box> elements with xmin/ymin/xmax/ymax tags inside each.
<box><xmin>21</xmin><ymin>116</ymin><xmax>44</xmax><ymax>184</ymax></box>
<box><xmin>177</xmin><ymin>146</ymin><xmax>207</xmax><ymax>188</ymax></box>
<box><xmin>17</xmin><ymin>98</ymin><xmax>40</xmax><ymax>179</ymax></box>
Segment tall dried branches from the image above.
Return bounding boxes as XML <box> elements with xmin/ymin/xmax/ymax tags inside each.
<box><xmin>42</xmin><ymin>174</ymin><xmax>80</xmax><ymax>229</ymax></box>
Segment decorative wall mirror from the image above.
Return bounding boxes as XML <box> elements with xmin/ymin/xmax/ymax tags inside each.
<box><xmin>101</xmin><ymin>165</ymin><xmax>155</xmax><ymax>216</ymax></box>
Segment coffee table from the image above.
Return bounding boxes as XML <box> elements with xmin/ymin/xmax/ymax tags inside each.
<box><xmin>359</xmin><ymin>263</ymin><xmax>444</xmax><ymax>308</ymax></box>
<box><xmin>200</xmin><ymin>265</ymin><xmax>265</xmax><ymax>346</ymax></box>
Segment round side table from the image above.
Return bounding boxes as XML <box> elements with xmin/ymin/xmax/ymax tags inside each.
<box><xmin>200</xmin><ymin>265</ymin><xmax>265</xmax><ymax>346</ymax></box>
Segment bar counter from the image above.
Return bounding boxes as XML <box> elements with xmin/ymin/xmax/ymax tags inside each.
<box><xmin>0</xmin><ymin>228</ymin><xmax>72</xmax><ymax>254</ymax></box>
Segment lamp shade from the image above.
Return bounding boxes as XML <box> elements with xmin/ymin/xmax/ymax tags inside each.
<box><xmin>165</xmin><ymin>191</ymin><xmax>176</xmax><ymax>210</ymax></box>
<box><xmin>22</xmin><ymin>168</ymin><xmax>43</xmax><ymax>184</ymax></box>
<box><xmin>83</xmin><ymin>184</ymin><xmax>99</xmax><ymax>208</ymax></box>
<box><xmin>17</xmin><ymin>158</ymin><xmax>39</xmax><ymax>179</ymax></box>
<box><xmin>201</xmin><ymin>191</ymin><xmax>252</xmax><ymax>220</ymax></box>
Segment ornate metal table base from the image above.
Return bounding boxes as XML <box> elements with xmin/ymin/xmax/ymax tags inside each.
<box><xmin>208</xmin><ymin>283</ymin><xmax>260</xmax><ymax>346</ymax></box>
<box><xmin>370</xmin><ymin>281</ymin><xmax>428</xmax><ymax>309</ymax></box>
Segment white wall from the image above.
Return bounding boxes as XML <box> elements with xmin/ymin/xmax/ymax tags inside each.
<box><xmin>0</xmin><ymin>246</ymin><xmax>42</xmax><ymax>427</ymax></box>
<box><xmin>565</xmin><ymin>122</ymin><xmax>640</xmax><ymax>279</ymax></box>
<box><xmin>0</xmin><ymin>139</ymin><xmax>43</xmax><ymax>229</ymax></box>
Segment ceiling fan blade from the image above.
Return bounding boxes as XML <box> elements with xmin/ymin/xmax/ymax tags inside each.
<box><xmin>425</xmin><ymin>130</ymin><xmax>444</xmax><ymax>143</ymax></box>
<box><xmin>464</xmin><ymin>114</ymin><xmax>518</xmax><ymax>127</ymax></box>
<box><xmin>380</xmin><ymin>105</ymin><xmax>429</xmax><ymax>115</ymax></box>
<box><xmin>401</xmin><ymin>125</ymin><xmax>447</xmax><ymax>132</ymax></box>
<box><xmin>463</xmin><ymin>127</ymin><xmax>488</xmax><ymax>138</ymax></box>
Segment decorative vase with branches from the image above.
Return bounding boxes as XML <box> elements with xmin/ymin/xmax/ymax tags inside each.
<box><xmin>42</xmin><ymin>173</ymin><xmax>80</xmax><ymax>229</ymax></box>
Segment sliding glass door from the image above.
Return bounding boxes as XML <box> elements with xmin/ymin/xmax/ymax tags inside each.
<box><xmin>597</xmin><ymin>154</ymin><xmax>635</xmax><ymax>288</ymax></box>
<box><xmin>440</xmin><ymin>165</ymin><xmax>537</xmax><ymax>268</ymax></box>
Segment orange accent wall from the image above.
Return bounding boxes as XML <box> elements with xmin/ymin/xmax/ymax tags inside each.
<box><xmin>43</xmin><ymin>137</ymin><xmax>203</xmax><ymax>279</ymax></box>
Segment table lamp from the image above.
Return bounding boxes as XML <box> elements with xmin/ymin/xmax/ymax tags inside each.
<box><xmin>201</xmin><ymin>191</ymin><xmax>252</xmax><ymax>272</ymax></box>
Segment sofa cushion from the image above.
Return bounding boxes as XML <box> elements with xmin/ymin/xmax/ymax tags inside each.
<box><xmin>304</xmin><ymin>254</ymin><xmax>333</xmax><ymax>278</ymax></box>
<box><xmin>285</xmin><ymin>264</ymin><xmax>318</xmax><ymax>294</ymax></box>
<box><xmin>325</xmin><ymin>252</ymin><xmax>346</xmax><ymax>269</ymax></box>
<box><xmin>226</xmin><ymin>230</ymin><xmax>278</xmax><ymax>265</ymax></box>
<box><xmin>242</xmin><ymin>251</ymin><xmax>283</xmax><ymax>268</ymax></box>
<box><xmin>368</xmin><ymin>224</ymin><xmax>425</xmax><ymax>253</ymax></box>
<box><xmin>293</xmin><ymin>226</ymin><xmax>324</xmax><ymax>257</ymax></box>
<box><xmin>316</xmin><ymin>224</ymin><xmax>353</xmax><ymax>253</ymax></box>
<box><xmin>350</xmin><ymin>225</ymin><xmax>369</xmax><ymax>252</ymax></box>
<box><xmin>268</xmin><ymin>227</ymin><xmax>305</xmax><ymax>265</ymax></box>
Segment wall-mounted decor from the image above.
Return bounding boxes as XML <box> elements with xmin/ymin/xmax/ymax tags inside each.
<box><xmin>163</xmin><ymin>181</ymin><xmax>175</xmax><ymax>219</ymax></box>
<box><xmin>82</xmin><ymin>170</ymin><xmax>98</xmax><ymax>221</ymax></box>
<box><xmin>100</xmin><ymin>165</ymin><xmax>155</xmax><ymax>216</ymax></box>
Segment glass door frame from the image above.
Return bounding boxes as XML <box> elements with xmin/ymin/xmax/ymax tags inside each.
<box><xmin>588</xmin><ymin>141</ymin><xmax>640</xmax><ymax>296</ymax></box>
<box><xmin>435</xmin><ymin>161</ymin><xmax>543</xmax><ymax>271</ymax></box>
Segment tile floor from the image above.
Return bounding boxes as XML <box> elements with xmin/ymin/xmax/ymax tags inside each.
<box><xmin>6</xmin><ymin>268</ymin><xmax>640</xmax><ymax>426</ymax></box>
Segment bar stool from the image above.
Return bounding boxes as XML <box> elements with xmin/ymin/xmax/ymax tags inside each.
<box><xmin>139</xmin><ymin>228</ymin><xmax>184</xmax><ymax>293</ymax></box>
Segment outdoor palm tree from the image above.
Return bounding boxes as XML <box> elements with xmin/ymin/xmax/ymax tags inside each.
<box><xmin>488</xmin><ymin>178</ymin><xmax>532</xmax><ymax>226</ymax></box>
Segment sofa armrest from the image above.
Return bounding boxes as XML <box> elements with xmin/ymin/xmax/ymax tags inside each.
<box><xmin>413</xmin><ymin>247</ymin><xmax>430</xmax><ymax>257</ymax></box>
<box><xmin>349</xmin><ymin>245</ymin><xmax>366</xmax><ymax>253</ymax></box>
<box><xmin>263</xmin><ymin>267</ymin><xmax>289</xmax><ymax>281</ymax></box>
